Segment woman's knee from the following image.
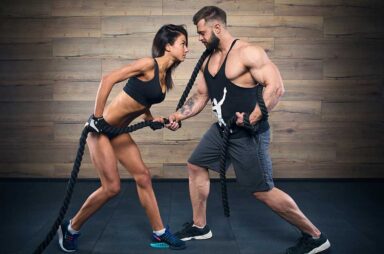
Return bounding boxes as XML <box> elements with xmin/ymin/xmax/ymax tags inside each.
<box><xmin>103</xmin><ymin>182</ymin><xmax>121</xmax><ymax>198</ymax></box>
<box><xmin>134</xmin><ymin>170</ymin><xmax>152</xmax><ymax>189</ymax></box>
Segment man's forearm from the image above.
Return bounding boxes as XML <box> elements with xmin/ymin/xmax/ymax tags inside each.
<box><xmin>250</xmin><ymin>83</ymin><xmax>284</xmax><ymax>124</ymax></box>
<box><xmin>175</xmin><ymin>93</ymin><xmax>209</xmax><ymax>121</ymax></box>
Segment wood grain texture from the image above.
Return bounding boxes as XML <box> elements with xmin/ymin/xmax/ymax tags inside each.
<box><xmin>52</xmin><ymin>0</ymin><xmax>163</xmax><ymax>16</ymax></box>
<box><xmin>163</xmin><ymin>0</ymin><xmax>274</xmax><ymax>15</ymax></box>
<box><xmin>275</xmin><ymin>0</ymin><xmax>380</xmax><ymax>17</ymax></box>
<box><xmin>0</xmin><ymin>0</ymin><xmax>383</xmax><ymax>179</ymax></box>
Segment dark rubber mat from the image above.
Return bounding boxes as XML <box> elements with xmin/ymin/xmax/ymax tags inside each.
<box><xmin>1</xmin><ymin>179</ymin><xmax>382</xmax><ymax>254</ymax></box>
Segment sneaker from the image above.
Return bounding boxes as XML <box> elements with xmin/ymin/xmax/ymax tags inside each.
<box><xmin>175</xmin><ymin>221</ymin><xmax>213</xmax><ymax>241</ymax></box>
<box><xmin>286</xmin><ymin>232</ymin><xmax>331</xmax><ymax>254</ymax></box>
<box><xmin>150</xmin><ymin>226</ymin><xmax>186</xmax><ymax>250</ymax></box>
<box><xmin>57</xmin><ymin>220</ymin><xmax>80</xmax><ymax>252</ymax></box>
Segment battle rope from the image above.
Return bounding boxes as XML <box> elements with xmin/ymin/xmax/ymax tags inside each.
<box><xmin>218</xmin><ymin>84</ymin><xmax>269</xmax><ymax>217</ymax></box>
<box><xmin>175</xmin><ymin>48</ymin><xmax>212</xmax><ymax>111</ymax></box>
<box><xmin>218</xmin><ymin>117</ymin><xmax>236</xmax><ymax>217</ymax></box>
<box><xmin>33</xmin><ymin>48</ymin><xmax>212</xmax><ymax>254</ymax></box>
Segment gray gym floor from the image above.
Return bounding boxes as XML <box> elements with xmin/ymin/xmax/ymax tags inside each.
<box><xmin>1</xmin><ymin>179</ymin><xmax>383</xmax><ymax>254</ymax></box>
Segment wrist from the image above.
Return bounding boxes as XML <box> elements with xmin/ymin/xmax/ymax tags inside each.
<box><xmin>143</xmin><ymin>116</ymin><xmax>153</xmax><ymax>121</ymax></box>
<box><xmin>249</xmin><ymin>113</ymin><xmax>261</xmax><ymax>125</ymax></box>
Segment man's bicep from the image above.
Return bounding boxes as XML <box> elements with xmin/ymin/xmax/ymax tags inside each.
<box><xmin>242</xmin><ymin>45</ymin><xmax>274</xmax><ymax>85</ymax></box>
<box><xmin>196</xmin><ymin>71</ymin><xmax>209</xmax><ymax>101</ymax></box>
<box><xmin>251</xmin><ymin>62</ymin><xmax>283</xmax><ymax>87</ymax></box>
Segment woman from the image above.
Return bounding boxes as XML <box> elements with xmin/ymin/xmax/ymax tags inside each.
<box><xmin>57</xmin><ymin>24</ymin><xmax>189</xmax><ymax>252</ymax></box>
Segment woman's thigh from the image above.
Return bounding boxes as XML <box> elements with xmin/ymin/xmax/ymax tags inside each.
<box><xmin>110</xmin><ymin>134</ymin><xmax>148</xmax><ymax>176</ymax></box>
<box><xmin>87</xmin><ymin>133</ymin><xmax>119</xmax><ymax>185</ymax></box>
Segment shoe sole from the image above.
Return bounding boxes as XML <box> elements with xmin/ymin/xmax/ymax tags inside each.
<box><xmin>150</xmin><ymin>242</ymin><xmax>169</xmax><ymax>249</ymax></box>
<box><xmin>57</xmin><ymin>225</ymin><xmax>76</xmax><ymax>253</ymax></box>
<box><xmin>150</xmin><ymin>242</ymin><xmax>186</xmax><ymax>250</ymax></box>
<box><xmin>307</xmin><ymin>240</ymin><xmax>331</xmax><ymax>254</ymax></box>
<box><xmin>180</xmin><ymin>230</ymin><xmax>213</xmax><ymax>241</ymax></box>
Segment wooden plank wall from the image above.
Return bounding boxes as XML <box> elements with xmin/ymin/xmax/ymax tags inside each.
<box><xmin>0</xmin><ymin>0</ymin><xmax>383</xmax><ymax>179</ymax></box>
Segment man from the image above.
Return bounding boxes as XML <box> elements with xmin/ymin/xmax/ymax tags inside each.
<box><xmin>168</xmin><ymin>6</ymin><xmax>331</xmax><ymax>254</ymax></box>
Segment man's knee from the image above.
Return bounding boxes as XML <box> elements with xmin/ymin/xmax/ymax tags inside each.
<box><xmin>253</xmin><ymin>188</ymin><xmax>295</xmax><ymax>213</ymax></box>
<box><xmin>187</xmin><ymin>163</ymin><xmax>210</xmax><ymax>196</ymax></box>
<box><xmin>253</xmin><ymin>189</ymin><xmax>272</xmax><ymax>203</ymax></box>
<box><xmin>188</xmin><ymin>162</ymin><xmax>211</xmax><ymax>175</ymax></box>
<box><xmin>187</xmin><ymin>162</ymin><xmax>205</xmax><ymax>173</ymax></box>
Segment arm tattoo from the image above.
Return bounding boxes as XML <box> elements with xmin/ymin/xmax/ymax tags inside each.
<box><xmin>179</xmin><ymin>94</ymin><xmax>197</xmax><ymax>116</ymax></box>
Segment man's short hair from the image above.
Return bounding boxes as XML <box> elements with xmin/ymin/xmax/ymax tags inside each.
<box><xmin>193</xmin><ymin>6</ymin><xmax>227</xmax><ymax>25</ymax></box>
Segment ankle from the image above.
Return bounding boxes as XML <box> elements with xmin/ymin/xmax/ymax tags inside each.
<box><xmin>153</xmin><ymin>228</ymin><xmax>166</xmax><ymax>236</ymax></box>
<box><xmin>68</xmin><ymin>220</ymin><xmax>80</xmax><ymax>234</ymax></box>
<box><xmin>193</xmin><ymin>223</ymin><xmax>206</xmax><ymax>229</ymax></box>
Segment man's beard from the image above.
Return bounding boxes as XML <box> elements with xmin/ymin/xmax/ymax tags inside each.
<box><xmin>206</xmin><ymin>32</ymin><xmax>220</xmax><ymax>51</ymax></box>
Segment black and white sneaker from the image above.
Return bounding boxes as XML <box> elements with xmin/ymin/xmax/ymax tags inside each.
<box><xmin>174</xmin><ymin>221</ymin><xmax>213</xmax><ymax>241</ymax></box>
<box><xmin>286</xmin><ymin>232</ymin><xmax>331</xmax><ymax>254</ymax></box>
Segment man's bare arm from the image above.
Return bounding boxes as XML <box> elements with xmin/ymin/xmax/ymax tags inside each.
<box><xmin>171</xmin><ymin>72</ymin><xmax>210</xmax><ymax>122</ymax></box>
<box><xmin>243</xmin><ymin>46</ymin><xmax>285</xmax><ymax>124</ymax></box>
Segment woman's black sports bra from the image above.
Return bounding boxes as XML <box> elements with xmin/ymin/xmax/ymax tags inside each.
<box><xmin>123</xmin><ymin>59</ymin><xmax>165</xmax><ymax>107</ymax></box>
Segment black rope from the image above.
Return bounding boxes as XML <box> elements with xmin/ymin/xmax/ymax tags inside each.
<box><xmin>33</xmin><ymin>127</ymin><xmax>89</xmax><ymax>254</ymax></box>
<box><xmin>257</xmin><ymin>85</ymin><xmax>268</xmax><ymax>120</ymax></box>
<box><xmin>218</xmin><ymin>85</ymin><xmax>268</xmax><ymax>217</ymax></box>
<box><xmin>175</xmin><ymin>48</ymin><xmax>212</xmax><ymax>111</ymax></box>
<box><xmin>218</xmin><ymin>117</ymin><xmax>237</xmax><ymax>217</ymax></box>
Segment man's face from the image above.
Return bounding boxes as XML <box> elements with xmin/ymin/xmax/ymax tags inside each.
<box><xmin>196</xmin><ymin>19</ymin><xmax>220</xmax><ymax>50</ymax></box>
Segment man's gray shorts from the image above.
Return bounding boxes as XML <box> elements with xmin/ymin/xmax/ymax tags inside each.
<box><xmin>188</xmin><ymin>124</ymin><xmax>274</xmax><ymax>193</ymax></box>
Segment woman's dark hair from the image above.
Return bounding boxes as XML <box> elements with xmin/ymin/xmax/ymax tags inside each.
<box><xmin>152</xmin><ymin>24</ymin><xmax>188</xmax><ymax>90</ymax></box>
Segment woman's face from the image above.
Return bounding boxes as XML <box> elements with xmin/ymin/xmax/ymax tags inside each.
<box><xmin>169</xmin><ymin>34</ymin><xmax>189</xmax><ymax>62</ymax></box>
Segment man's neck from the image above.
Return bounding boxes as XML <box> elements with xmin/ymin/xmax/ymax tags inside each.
<box><xmin>216</xmin><ymin>33</ymin><xmax>235</xmax><ymax>54</ymax></box>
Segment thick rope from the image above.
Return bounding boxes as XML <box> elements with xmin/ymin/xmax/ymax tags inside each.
<box><xmin>175</xmin><ymin>48</ymin><xmax>212</xmax><ymax>111</ymax></box>
<box><xmin>257</xmin><ymin>84</ymin><xmax>268</xmax><ymax>120</ymax></box>
<box><xmin>33</xmin><ymin>127</ymin><xmax>89</xmax><ymax>254</ymax></box>
<box><xmin>218</xmin><ymin>85</ymin><xmax>268</xmax><ymax>217</ymax></box>
<box><xmin>218</xmin><ymin>117</ymin><xmax>237</xmax><ymax>217</ymax></box>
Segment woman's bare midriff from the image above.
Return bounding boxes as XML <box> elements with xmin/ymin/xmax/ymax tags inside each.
<box><xmin>103</xmin><ymin>91</ymin><xmax>148</xmax><ymax>127</ymax></box>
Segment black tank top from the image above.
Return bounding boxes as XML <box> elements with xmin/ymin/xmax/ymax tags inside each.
<box><xmin>123</xmin><ymin>59</ymin><xmax>165</xmax><ymax>107</ymax></box>
<box><xmin>204</xmin><ymin>39</ymin><xmax>269</xmax><ymax>137</ymax></box>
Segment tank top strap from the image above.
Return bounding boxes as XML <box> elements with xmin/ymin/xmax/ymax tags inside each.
<box><xmin>153</xmin><ymin>58</ymin><xmax>159</xmax><ymax>77</ymax></box>
<box><xmin>204</xmin><ymin>39</ymin><xmax>239</xmax><ymax>75</ymax></box>
<box><xmin>223</xmin><ymin>39</ymin><xmax>239</xmax><ymax>64</ymax></box>
<box><xmin>204</xmin><ymin>53</ymin><xmax>213</xmax><ymax>73</ymax></box>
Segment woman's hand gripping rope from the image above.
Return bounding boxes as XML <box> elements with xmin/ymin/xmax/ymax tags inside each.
<box><xmin>85</xmin><ymin>114</ymin><xmax>169</xmax><ymax>133</ymax></box>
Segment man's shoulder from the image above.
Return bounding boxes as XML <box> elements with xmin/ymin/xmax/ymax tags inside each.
<box><xmin>233</xmin><ymin>40</ymin><xmax>268</xmax><ymax>67</ymax></box>
<box><xmin>235</xmin><ymin>40</ymin><xmax>265</xmax><ymax>57</ymax></box>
